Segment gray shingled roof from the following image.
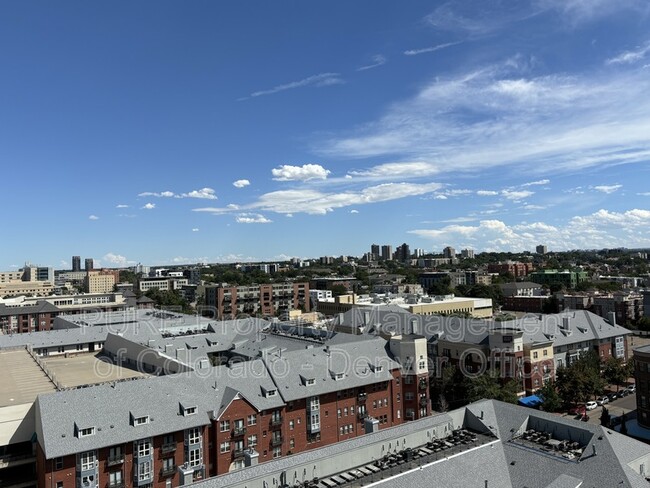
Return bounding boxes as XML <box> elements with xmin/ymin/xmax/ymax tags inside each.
<box><xmin>35</xmin><ymin>359</ymin><xmax>284</xmax><ymax>459</ymax></box>
<box><xmin>0</xmin><ymin>300</ymin><xmax>60</xmax><ymax>317</ymax></box>
<box><xmin>262</xmin><ymin>337</ymin><xmax>399</xmax><ymax>402</ymax></box>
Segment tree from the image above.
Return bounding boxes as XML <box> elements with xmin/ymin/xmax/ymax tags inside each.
<box><xmin>603</xmin><ymin>357</ymin><xmax>627</xmax><ymax>391</ymax></box>
<box><xmin>329</xmin><ymin>284</ymin><xmax>349</xmax><ymax>297</ymax></box>
<box><xmin>537</xmin><ymin>380</ymin><xmax>562</xmax><ymax>412</ymax></box>
<box><xmin>555</xmin><ymin>352</ymin><xmax>605</xmax><ymax>406</ymax></box>
<box><xmin>464</xmin><ymin>371</ymin><xmax>518</xmax><ymax>404</ymax></box>
<box><xmin>600</xmin><ymin>406</ymin><xmax>611</xmax><ymax>427</ymax></box>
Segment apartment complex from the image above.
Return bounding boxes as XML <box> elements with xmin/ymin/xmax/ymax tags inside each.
<box><xmin>0</xmin><ymin>309</ymin><xmax>431</xmax><ymax>488</ymax></box>
<box><xmin>85</xmin><ymin>270</ymin><xmax>119</xmax><ymax>294</ymax></box>
<box><xmin>528</xmin><ymin>269</ymin><xmax>589</xmax><ymax>289</ymax></box>
<box><xmin>138</xmin><ymin>277</ymin><xmax>189</xmax><ymax>293</ymax></box>
<box><xmin>487</xmin><ymin>261</ymin><xmax>535</xmax><ymax>278</ymax></box>
<box><xmin>204</xmin><ymin>282</ymin><xmax>309</xmax><ymax>319</ymax></box>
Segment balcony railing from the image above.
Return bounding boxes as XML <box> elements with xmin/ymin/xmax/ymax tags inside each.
<box><xmin>107</xmin><ymin>455</ymin><xmax>124</xmax><ymax>466</ymax></box>
<box><xmin>270</xmin><ymin>416</ymin><xmax>282</xmax><ymax>427</ymax></box>
<box><xmin>358</xmin><ymin>411</ymin><xmax>368</xmax><ymax>420</ymax></box>
<box><xmin>0</xmin><ymin>453</ymin><xmax>36</xmax><ymax>469</ymax></box>
<box><xmin>160</xmin><ymin>465</ymin><xmax>176</xmax><ymax>477</ymax></box>
<box><xmin>233</xmin><ymin>449</ymin><xmax>245</xmax><ymax>459</ymax></box>
<box><xmin>231</xmin><ymin>427</ymin><xmax>246</xmax><ymax>438</ymax></box>
<box><xmin>271</xmin><ymin>436</ymin><xmax>283</xmax><ymax>447</ymax></box>
<box><xmin>419</xmin><ymin>397</ymin><xmax>428</xmax><ymax>407</ymax></box>
<box><xmin>161</xmin><ymin>443</ymin><xmax>176</xmax><ymax>454</ymax></box>
<box><xmin>357</xmin><ymin>393</ymin><xmax>367</xmax><ymax>402</ymax></box>
<box><xmin>418</xmin><ymin>381</ymin><xmax>428</xmax><ymax>391</ymax></box>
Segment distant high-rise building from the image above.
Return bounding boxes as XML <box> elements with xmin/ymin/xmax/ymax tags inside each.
<box><xmin>536</xmin><ymin>245</ymin><xmax>548</xmax><ymax>255</ymax></box>
<box><xmin>461</xmin><ymin>249</ymin><xmax>475</xmax><ymax>259</ymax></box>
<box><xmin>414</xmin><ymin>248</ymin><xmax>425</xmax><ymax>258</ymax></box>
<box><xmin>85</xmin><ymin>258</ymin><xmax>94</xmax><ymax>271</ymax></box>
<box><xmin>370</xmin><ymin>244</ymin><xmax>380</xmax><ymax>261</ymax></box>
<box><xmin>381</xmin><ymin>245</ymin><xmax>393</xmax><ymax>261</ymax></box>
<box><xmin>442</xmin><ymin>246</ymin><xmax>456</xmax><ymax>259</ymax></box>
<box><xmin>72</xmin><ymin>255</ymin><xmax>81</xmax><ymax>272</ymax></box>
<box><xmin>396</xmin><ymin>243</ymin><xmax>410</xmax><ymax>262</ymax></box>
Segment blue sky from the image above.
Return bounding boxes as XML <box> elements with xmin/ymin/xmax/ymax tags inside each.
<box><xmin>2</xmin><ymin>0</ymin><xmax>650</xmax><ymax>269</ymax></box>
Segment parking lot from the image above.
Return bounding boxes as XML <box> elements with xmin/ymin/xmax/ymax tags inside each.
<box><xmin>564</xmin><ymin>389</ymin><xmax>637</xmax><ymax>426</ymax></box>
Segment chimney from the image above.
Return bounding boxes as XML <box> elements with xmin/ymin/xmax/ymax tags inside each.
<box><xmin>607</xmin><ymin>312</ymin><xmax>616</xmax><ymax>326</ymax></box>
<box><xmin>410</xmin><ymin>318</ymin><xmax>418</xmax><ymax>335</ymax></box>
<box><xmin>562</xmin><ymin>317</ymin><xmax>570</xmax><ymax>330</ymax></box>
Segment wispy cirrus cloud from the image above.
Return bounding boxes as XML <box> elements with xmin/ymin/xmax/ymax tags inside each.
<box><xmin>194</xmin><ymin>181</ymin><xmax>443</xmax><ymax>216</ymax></box>
<box><xmin>319</xmin><ymin>60</ymin><xmax>650</xmax><ymax>179</ymax></box>
<box><xmin>240</xmin><ymin>73</ymin><xmax>344</xmax><ymax>100</ymax></box>
<box><xmin>606</xmin><ymin>41</ymin><xmax>650</xmax><ymax>65</ymax></box>
<box><xmin>347</xmin><ymin>161</ymin><xmax>438</xmax><ymax>179</ymax></box>
<box><xmin>357</xmin><ymin>54</ymin><xmax>387</xmax><ymax>71</ymax></box>
<box><xmin>115</xmin><ymin>204</ymin><xmax>129</xmax><ymax>208</ymax></box>
<box><xmin>404</xmin><ymin>42</ymin><xmax>461</xmax><ymax>56</ymax></box>
<box><xmin>272</xmin><ymin>164</ymin><xmax>331</xmax><ymax>181</ymax></box>
<box><xmin>521</xmin><ymin>179</ymin><xmax>550</xmax><ymax>187</ymax></box>
<box><xmin>139</xmin><ymin>191</ymin><xmax>174</xmax><ymax>198</ymax></box>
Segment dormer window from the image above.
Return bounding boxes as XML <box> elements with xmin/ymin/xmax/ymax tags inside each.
<box><xmin>180</xmin><ymin>403</ymin><xmax>197</xmax><ymax>416</ymax></box>
<box><xmin>76</xmin><ymin>425</ymin><xmax>95</xmax><ymax>438</ymax></box>
<box><xmin>262</xmin><ymin>387</ymin><xmax>277</xmax><ymax>398</ymax></box>
<box><xmin>131</xmin><ymin>413</ymin><xmax>150</xmax><ymax>426</ymax></box>
<box><xmin>307</xmin><ymin>378</ymin><xmax>315</xmax><ymax>385</ymax></box>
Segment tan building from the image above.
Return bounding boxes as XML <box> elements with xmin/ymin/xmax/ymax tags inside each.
<box><xmin>0</xmin><ymin>280</ymin><xmax>54</xmax><ymax>298</ymax></box>
<box><xmin>84</xmin><ymin>271</ymin><xmax>116</xmax><ymax>294</ymax></box>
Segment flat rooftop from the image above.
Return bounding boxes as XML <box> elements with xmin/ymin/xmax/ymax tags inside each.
<box><xmin>0</xmin><ymin>349</ymin><xmax>55</xmax><ymax>407</ymax></box>
<box><xmin>41</xmin><ymin>353</ymin><xmax>149</xmax><ymax>388</ymax></box>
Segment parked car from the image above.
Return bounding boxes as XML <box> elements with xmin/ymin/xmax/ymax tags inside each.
<box><xmin>618</xmin><ymin>389</ymin><xmax>630</xmax><ymax>398</ymax></box>
<box><xmin>596</xmin><ymin>396</ymin><xmax>609</xmax><ymax>406</ymax></box>
<box><xmin>626</xmin><ymin>384</ymin><xmax>636</xmax><ymax>394</ymax></box>
<box><xmin>569</xmin><ymin>405</ymin><xmax>586</xmax><ymax>416</ymax></box>
<box><xmin>586</xmin><ymin>401</ymin><xmax>598</xmax><ymax>410</ymax></box>
<box><xmin>607</xmin><ymin>392</ymin><xmax>619</xmax><ymax>402</ymax></box>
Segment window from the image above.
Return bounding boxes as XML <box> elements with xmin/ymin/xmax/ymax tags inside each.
<box><xmin>187</xmin><ymin>427</ymin><xmax>201</xmax><ymax>445</ymax></box>
<box><xmin>133</xmin><ymin>415</ymin><xmax>149</xmax><ymax>426</ymax></box>
<box><xmin>273</xmin><ymin>447</ymin><xmax>281</xmax><ymax>458</ymax></box>
<box><xmin>184</xmin><ymin>406</ymin><xmax>197</xmax><ymax>416</ymax></box>
<box><xmin>138</xmin><ymin>461</ymin><xmax>151</xmax><ymax>481</ymax></box>
<box><xmin>383</xmin><ymin>399</ymin><xmax>388</xmax><ymax>407</ymax></box>
<box><xmin>56</xmin><ymin>482</ymin><xmax>64</xmax><ymax>488</ymax></box>
<box><xmin>80</xmin><ymin>451</ymin><xmax>95</xmax><ymax>471</ymax></box>
<box><xmin>55</xmin><ymin>457</ymin><xmax>63</xmax><ymax>470</ymax></box>
<box><xmin>289</xmin><ymin>420</ymin><xmax>294</xmax><ymax>430</ymax></box>
<box><xmin>108</xmin><ymin>471</ymin><xmax>122</xmax><ymax>487</ymax></box>
<box><xmin>78</xmin><ymin>427</ymin><xmax>95</xmax><ymax>438</ymax></box>
<box><xmin>162</xmin><ymin>458</ymin><xmax>174</xmax><ymax>471</ymax></box>
<box><xmin>188</xmin><ymin>449</ymin><xmax>202</xmax><ymax>467</ymax></box>
<box><xmin>248</xmin><ymin>434</ymin><xmax>258</xmax><ymax>447</ymax></box>
<box><xmin>247</xmin><ymin>414</ymin><xmax>257</xmax><ymax>426</ymax></box>
<box><xmin>220</xmin><ymin>420</ymin><xmax>230</xmax><ymax>432</ymax></box>
<box><xmin>344</xmin><ymin>407</ymin><xmax>348</xmax><ymax>416</ymax></box>
<box><xmin>290</xmin><ymin>438</ymin><xmax>295</xmax><ymax>449</ymax></box>
<box><xmin>337</xmin><ymin>409</ymin><xmax>341</xmax><ymax>418</ymax></box>
<box><xmin>335</xmin><ymin>373</ymin><xmax>344</xmax><ymax>380</ymax></box>
<box><xmin>137</xmin><ymin>440</ymin><xmax>151</xmax><ymax>457</ymax></box>
<box><xmin>108</xmin><ymin>446</ymin><xmax>122</xmax><ymax>461</ymax></box>
<box><xmin>533</xmin><ymin>351</ymin><xmax>538</xmax><ymax>359</ymax></box>
<box><xmin>543</xmin><ymin>349</ymin><xmax>548</xmax><ymax>357</ymax></box>
<box><xmin>265</xmin><ymin>389</ymin><xmax>277</xmax><ymax>397</ymax></box>
<box><xmin>405</xmin><ymin>392</ymin><xmax>414</xmax><ymax>401</ymax></box>
<box><xmin>220</xmin><ymin>441</ymin><xmax>230</xmax><ymax>453</ymax></box>
<box><xmin>306</xmin><ymin>378</ymin><xmax>315</xmax><ymax>385</ymax></box>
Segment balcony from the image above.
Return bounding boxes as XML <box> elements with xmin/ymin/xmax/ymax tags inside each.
<box><xmin>233</xmin><ymin>449</ymin><xmax>245</xmax><ymax>459</ymax></box>
<box><xmin>419</xmin><ymin>397</ymin><xmax>428</xmax><ymax>407</ymax></box>
<box><xmin>231</xmin><ymin>427</ymin><xmax>246</xmax><ymax>438</ymax></box>
<box><xmin>160</xmin><ymin>465</ymin><xmax>176</xmax><ymax>477</ymax></box>
<box><xmin>418</xmin><ymin>381</ymin><xmax>428</xmax><ymax>391</ymax></box>
<box><xmin>358</xmin><ymin>411</ymin><xmax>368</xmax><ymax>420</ymax></box>
<box><xmin>107</xmin><ymin>455</ymin><xmax>124</xmax><ymax>466</ymax></box>
<box><xmin>161</xmin><ymin>443</ymin><xmax>176</xmax><ymax>454</ymax></box>
<box><xmin>107</xmin><ymin>482</ymin><xmax>124</xmax><ymax>488</ymax></box>
<box><xmin>270</xmin><ymin>416</ymin><xmax>282</xmax><ymax>428</ymax></box>
<box><xmin>271</xmin><ymin>436</ymin><xmax>283</xmax><ymax>447</ymax></box>
<box><xmin>357</xmin><ymin>393</ymin><xmax>367</xmax><ymax>403</ymax></box>
<box><xmin>0</xmin><ymin>453</ymin><xmax>36</xmax><ymax>470</ymax></box>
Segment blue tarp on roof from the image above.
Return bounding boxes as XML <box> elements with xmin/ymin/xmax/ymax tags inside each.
<box><xmin>518</xmin><ymin>394</ymin><xmax>543</xmax><ymax>408</ymax></box>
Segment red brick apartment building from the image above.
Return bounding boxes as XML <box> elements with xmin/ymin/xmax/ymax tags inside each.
<box><xmin>35</xmin><ymin>335</ymin><xmax>429</xmax><ymax>488</ymax></box>
<box><xmin>204</xmin><ymin>282</ymin><xmax>310</xmax><ymax>319</ymax></box>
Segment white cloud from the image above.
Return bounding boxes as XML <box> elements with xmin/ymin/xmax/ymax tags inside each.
<box><xmin>102</xmin><ymin>253</ymin><xmax>133</xmax><ymax>267</ymax></box>
<box><xmin>272</xmin><ymin>164</ymin><xmax>331</xmax><ymax>181</ymax></box>
<box><xmin>192</xmin><ymin>228</ymin><xmax>199</xmax><ymax>232</ymax></box>
<box><xmin>242</xmin><ymin>73</ymin><xmax>344</xmax><ymax>99</ymax></box>
<box><xmin>348</xmin><ymin>161</ymin><xmax>438</xmax><ymax>179</ymax></box>
<box><xmin>501</xmin><ymin>190</ymin><xmax>534</xmax><ymax>201</ymax></box>
<box><xmin>139</xmin><ymin>191</ymin><xmax>175</xmax><ymax>198</ymax></box>
<box><xmin>235</xmin><ymin>213</ymin><xmax>273</xmax><ymax>224</ymax></box>
<box><xmin>357</xmin><ymin>54</ymin><xmax>387</xmax><ymax>71</ymax></box>
<box><xmin>193</xmin><ymin>181</ymin><xmax>443</xmax><ymax>216</ymax></box>
<box><xmin>404</xmin><ymin>42</ymin><xmax>461</xmax><ymax>56</ymax></box>
<box><xmin>60</xmin><ymin>260</ymin><xmax>69</xmax><ymax>268</ymax></box>
<box><xmin>118</xmin><ymin>214</ymin><xmax>136</xmax><ymax>218</ymax></box>
<box><xmin>320</xmin><ymin>62</ymin><xmax>650</xmax><ymax>179</ymax></box>
<box><xmin>593</xmin><ymin>184</ymin><xmax>622</xmax><ymax>194</ymax></box>
<box><xmin>434</xmin><ymin>195</ymin><xmax>448</xmax><ymax>200</ymax></box>
<box><xmin>88</xmin><ymin>215</ymin><xmax>99</xmax><ymax>220</ymax></box>
<box><xmin>180</xmin><ymin>188</ymin><xmax>217</xmax><ymax>200</ymax></box>
<box><xmin>115</xmin><ymin>204</ymin><xmax>129</xmax><ymax>208</ymax></box>
<box><xmin>233</xmin><ymin>179</ymin><xmax>251</xmax><ymax>188</ymax></box>
<box><xmin>638</xmin><ymin>192</ymin><xmax>650</xmax><ymax>196</ymax></box>
<box><xmin>521</xmin><ymin>179</ymin><xmax>550</xmax><ymax>187</ymax></box>
<box><xmin>142</xmin><ymin>203</ymin><xmax>156</xmax><ymax>210</ymax></box>
<box><xmin>409</xmin><ymin>208</ymin><xmax>650</xmax><ymax>251</ymax></box>
<box><xmin>607</xmin><ymin>42</ymin><xmax>650</xmax><ymax>65</ymax></box>
<box><xmin>477</xmin><ymin>190</ymin><xmax>499</xmax><ymax>196</ymax></box>
<box><xmin>350</xmin><ymin>209</ymin><xmax>359</xmax><ymax>214</ymax></box>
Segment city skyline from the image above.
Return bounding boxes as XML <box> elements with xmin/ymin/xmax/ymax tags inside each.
<box><xmin>2</xmin><ymin>1</ymin><xmax>650</xmax><ymax>269</ymax></box>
